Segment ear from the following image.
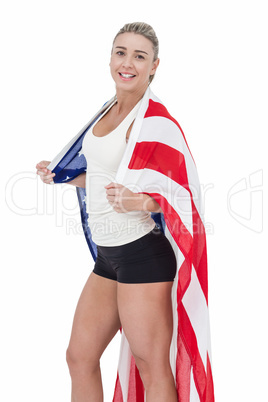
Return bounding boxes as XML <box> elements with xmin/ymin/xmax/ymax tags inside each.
<box><xmin>150</xmin><ymin>58</ymin><xmax>160</xmax><ymax>76</ymax></box>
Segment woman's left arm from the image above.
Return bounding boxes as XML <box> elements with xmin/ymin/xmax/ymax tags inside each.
<box><xmin>105</xmin><ymin>183</ymin><xmax>162</xmax><ymax>213</ymax></box>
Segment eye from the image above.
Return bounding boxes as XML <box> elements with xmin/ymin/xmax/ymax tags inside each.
<box><xmin>136</xmin><ymin>54</ymin><xmax>145</xmax><ymax>60</ymax></box>
<box><xmin>116</xmin><ymin>51</ymin><xmax>125</xmax><ymax>56</ymax></box>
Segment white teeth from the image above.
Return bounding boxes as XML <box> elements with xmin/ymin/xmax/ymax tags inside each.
<box><xmin>120</xmin><ymin>73</ymin><xmax>135</xmax><ymax>78</ymax></box>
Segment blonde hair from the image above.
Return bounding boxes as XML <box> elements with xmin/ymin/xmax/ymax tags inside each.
<box><xmin>113</xmin><ymin>22</ymin><xmax>159</xmax><ymax>84</ymax></box>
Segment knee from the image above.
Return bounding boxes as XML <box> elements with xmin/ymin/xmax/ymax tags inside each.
<box><xmin>66</xmin><ymin>346</ymin><xmax>100</xmax><ymax>378</ymax></box>
<box><xmin>133</xmin><ymin>354</ymin><xmax>172</xmax><ymax>390</ymax></box>
<box><xmin>133</xmin><ymin>356</ymin><xmax>151</xmax><ymax>388</ymax></box>
<box><xmin>133</xmin><ymin>354</ymin><xmax>158</xmax><ymax>389</ymax></box>
<box><xmin>66</xmin><ymin>347</ymin><xmax>77</xmax><ymax>371</ymax></box>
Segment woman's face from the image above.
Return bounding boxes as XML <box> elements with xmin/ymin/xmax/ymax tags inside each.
<box><xmin>110</xmin><ymin>32</ymin><xmax>159</xmax><ymax>95</ymax></box>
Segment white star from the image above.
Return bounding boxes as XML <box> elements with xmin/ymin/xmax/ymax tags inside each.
<box><xmin>62</xmin><ymin>176</ymin><xmax>70</xmax><ymax>182</ymax></box>
<box><xmin>78</xmin><ymin>150</ymin><xmax>83</xmax><ymax>157</ymax></box>
<box><xmin>82</xmin><ymin>196</ymin><xmax>87</xmax><ymax>203</ymax></box>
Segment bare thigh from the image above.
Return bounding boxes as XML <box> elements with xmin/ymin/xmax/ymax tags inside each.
<box><xmin>67</xmin><ymin>272</ymin><xmax>121</xmax><ymax>364</ymax></box>
<box><xmin>117</xmin><ymin>282</ymin><xmax>174</xmax><ymax>372</ymax></box>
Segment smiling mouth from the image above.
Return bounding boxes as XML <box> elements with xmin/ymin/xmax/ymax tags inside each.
<box><xmin>119</xmin><ymin>73</ymin><xmax>136</xmax><ymax>80</ymax></box>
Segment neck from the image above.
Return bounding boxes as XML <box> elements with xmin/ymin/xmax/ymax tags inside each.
<box><xmin>114</xmin><ymin>85</ymin><xmax>148</xmax><ymax>114</ymax></box>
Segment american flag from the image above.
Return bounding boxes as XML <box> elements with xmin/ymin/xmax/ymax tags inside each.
<box><xmin>48</xmin><ymin>87</ymin><xmax>214</xmax><ymax>401</ymax></box>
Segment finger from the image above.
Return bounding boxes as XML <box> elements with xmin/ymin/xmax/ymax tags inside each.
<box><xmin>106</xmin><ymin>188</ymin><xmax>116</xmax><ymax>196</ymax></box>
<box><xmin>36</xmin><ymin>161</ymin><xmax>51</xmax><ymax>170</ymax></box>
<box><xmin>46</xmin><ymin>173</ymin><xmax>55</xmax><ymax>179</ymax></box>
<box><xmin>36</xmin><ymin>170</ymin><xmax>54</xmax><ymax>177</ymax></box>
<box><xmin>36</xmin><ymin>170</ymin><xmax>46</xmax><ymax>177</ymax></box>
<box><xmin>37</xmin><ymin>172</ymin><xmax>56</xmax><ymax>182</ymax></box>
<box><xmin>104</xmin><ymin>182</ymin><xmax>114</xmax><ymax>189</ymax></box>
<box><xmin>37</xmin><ymin>169</ymin><xmax>51</xmax><ymax>176</ymax></box>
<box><xmin>104</xmin><ymin>182</ymin><xmax>122</xmax><ymax>189</ymax></box>
<box><xmin>112</xmin><ymin>205</ymin><xmax>123</xmax><ymax>213</ymax></box>
<box><xmin>107</xmin><ymin>195</ymin><xmax>116</xmax><ymax>203</ymax></box>
<box><xmin>43</xmin><ymin>173</ymin><xmax>55</xmax><ymax>182</ymax></box>
<box><xmin>44</xmin><ymin>178</ymin><xmax>54</xmax><ymax>184</ymax></box>
<box><xmin>36</xmin><ymin>167</ymin><xmax>53</xmax><ymax>180</ymax></box>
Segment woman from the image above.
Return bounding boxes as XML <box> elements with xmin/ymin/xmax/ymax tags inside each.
<box><xmin>36</xmin><ymin>22</ymin><xmax>214</xmax><ymax>402</ymax></box>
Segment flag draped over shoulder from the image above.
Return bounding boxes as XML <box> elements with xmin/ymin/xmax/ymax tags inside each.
<box><xmin>47</xmin><ymin>87</ymin><xmax>214</xmax><ymax>401</ymax></box>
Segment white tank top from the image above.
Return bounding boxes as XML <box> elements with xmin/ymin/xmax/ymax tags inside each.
<box><xmin>82</xmin><ymin>100</ymin><xmax>155</xmax><ymax>246</ymax></box>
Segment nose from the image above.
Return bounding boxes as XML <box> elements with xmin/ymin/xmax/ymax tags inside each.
<box><xmin>122</xmin><ymin>55</ymin><xmax>134</xmax><ymax>69</ymax></box>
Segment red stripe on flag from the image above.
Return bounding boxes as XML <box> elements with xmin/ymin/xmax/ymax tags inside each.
<box><xmin>144</xmin><ymin>99</ymin><xmax>194</xmax><ymax>161</ymax></box>
<box><xmin>191</xmin><ymin>200</ymin><xmax>208</xmax><ymax>303</ymax></box>
<box><xmin>128</xmin><ymin>141</ymin><xmax>189</xmax><ymax>188</ymax></box>
<box><xmin>112</xmin><ymin>373</ymin><xmax>124</xmax><ymax>402</ymax></box>
<box><xmin>205</xmin><ymin>354</ymin><xmax>215</xmax><ymax>402</ymax></box>
<box><xmin>177</xmin><ymin>302</ymin><xmax>208</xmax><ymax>400</ymax></box>
<box><xmin>146</xmin><ymin>192</ymin><xmax>193</xmax><ymax>299</ymax></box>
<box><xmin>176</xmin><ymin>332</ymin><xmax>191</xmax><ymax>401</ymax></box>
<box><xmin>127</xmin><ymin>356</ymin><xmax>144</xmax><ymax>401</ymax></box>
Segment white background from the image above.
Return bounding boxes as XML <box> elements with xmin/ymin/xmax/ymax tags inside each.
<box><xmin>1</xmin><ymin>1</ymin><xmax>267</xmax><ymax>401</ymax></box>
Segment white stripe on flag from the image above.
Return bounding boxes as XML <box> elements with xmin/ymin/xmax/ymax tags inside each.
<box><xmin>118</xmin><ymin>330</ymin><xmax>132</xmax><ymax>401</ymax></box>
<box><xmin>139</xmin><ymin>117</ymin><xmax>202</xmax><ymax>214</ymax></box>
<box><xmin>182</xmin><ymin>266</ymin><xmax>209</xmax><ymax>369</ymax></box>
<box><xmin>166</xmin><ymin>226</ymin><xmax>183</xmax><ymax>378</ymax></box>
<box><xmin>190</xmin><ymin>367</ymin><xmax>201</xmax><ymax>401</ymax></box>
<box><xmin>123</xmin><ymin>169</ymin><xmax>195</xmax><ymax>235</ymax></box>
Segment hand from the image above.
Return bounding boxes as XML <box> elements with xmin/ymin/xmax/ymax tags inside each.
<box><xmin>36</xmin><ymin>161</ymin><xmax>55</xmax><ymax>184</ymax></box>
<box><xmin>105</xmin><ymin>182</ymin><xmax>141</xmax><ymax>213</ymax></box>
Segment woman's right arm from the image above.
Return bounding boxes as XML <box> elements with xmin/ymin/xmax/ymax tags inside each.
<box><xmin>36</xmin><ymin>161</ymin><xmax>86</xmax><ymax>188</ymax></box>
<box><xmin>67</xmin><ymin>172</ymin><xmax>86</xmax><ymax>188</ymax></box>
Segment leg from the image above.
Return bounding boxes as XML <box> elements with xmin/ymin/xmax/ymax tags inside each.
<box><xmin>66</xmin><ymin>272</ymin><xmax>121</xmax><ymax>402</ymax></box>
<box><xmin>118</xmin><ymin>281</ymin><xmax>177</xmax><ymax>402</ymax></box>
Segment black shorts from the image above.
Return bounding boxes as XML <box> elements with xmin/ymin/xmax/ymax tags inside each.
<box><xmin>93</xmin><ymin>226</ymin><xmax>177</xmax><ymax>284</ymax></box>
